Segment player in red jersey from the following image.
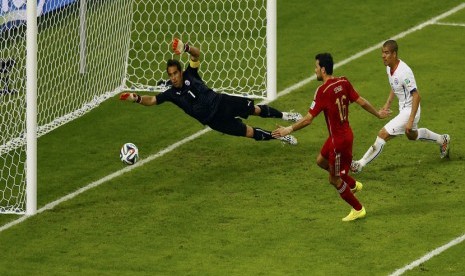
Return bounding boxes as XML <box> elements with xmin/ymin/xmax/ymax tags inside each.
<box><xmin>272</xmin><ymin>53</ymin><xmax>390</xmax><ymax>221</ymax></box>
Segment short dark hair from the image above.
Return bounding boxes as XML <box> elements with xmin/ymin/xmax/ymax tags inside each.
<box><xmin>167</xmin><ymin>59</ymin><xmax>182</xmax><ymax>73</ymax></box>
<box><xmin>315</xmin><ymin>53</ymin><xmax>333</xmax><ymax>75</ymax></box>
<box><xmin>383</xmin><ymin>40</ymin><xmax>398</xmax><ymax>54</ymax></box>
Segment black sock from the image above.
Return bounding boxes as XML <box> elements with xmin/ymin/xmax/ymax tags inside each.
<box><xmin>258</xmin><ymin>105</ymin><xmax>283</xmax><ymax>118</ymax></box>
<box><xmin>253</xmin><ymin>128</ymin><xmax>274</xmax><ymax>141</ymax></box>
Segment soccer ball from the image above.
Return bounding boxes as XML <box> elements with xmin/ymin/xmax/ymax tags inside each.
<box><xmin>120</xmin><ymin>143</ymin><xmax>139</xmax><ymax>165</ymax></box>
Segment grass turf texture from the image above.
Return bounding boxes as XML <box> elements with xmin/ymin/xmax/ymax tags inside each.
<box><xmin>1</xmin><ymin>0</ymin><xmax>465</xmax><ymax>275</ymax></box>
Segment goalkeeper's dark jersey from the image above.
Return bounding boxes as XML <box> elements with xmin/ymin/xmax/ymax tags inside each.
<box><xmin>156</xmin><ymin>63</ymin><xmax>222</xmax><ymax>125</ymax></box>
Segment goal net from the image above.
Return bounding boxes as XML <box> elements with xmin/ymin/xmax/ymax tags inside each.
<box><xmin>125</xmin><ymin>0</ymin><xmax>268</xmax><ymax>98</ymax></box>
<box><xmin>0</xmin><ymin>0</ymin><xmax>271</xmax><ymax>214</ymax></box>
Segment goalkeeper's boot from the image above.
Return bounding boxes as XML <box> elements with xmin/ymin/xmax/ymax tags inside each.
<box><xmin>282</xmin><ymin>111</ymin><xmax>303</xmax><ymax>122</ymax></box>
<box><xmin>350</xmin><ymin>160</ymin><xmax>363</xmax><ymax>174</ymax></box>
<box><xmin>350</xmin><ymin>181</ymin><xmax>363</xmax><ymax>194</ymax></box>
<box><xmin>278</xmin><ymin>135</ymin><xmax>298</xmax><ymax>145</ymax></box>
<box><xmin>439</xmin><ymin>134</ymin><xmax>450</xmax><ymax>159</ymax></box>
<box><xmin>342</xmin><ymin>207</ymin><xmax>366</xmax><ymax>222</ymax></box>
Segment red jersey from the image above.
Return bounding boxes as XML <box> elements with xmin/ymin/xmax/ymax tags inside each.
<box><xmin>309</xmin><ymin>77</ymin><xmax>360</xmax><ymax>149</ymax></box>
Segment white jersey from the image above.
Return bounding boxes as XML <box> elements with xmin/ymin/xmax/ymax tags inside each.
<box><xmin>386</xmin><ymin>60</ymin><xmax>419</xmax><ymax>111</ymax></box>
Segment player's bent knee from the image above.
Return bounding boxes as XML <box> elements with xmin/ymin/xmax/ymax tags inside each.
<box><xmin>245</xmin><ymin>126</ymin><xmax>254</xmax><ymax>138</ymax></box>
<box><xmin>328</xmin><ymin>175</ymin><xmax>340</xmax><ymax>187</ymax></box>
<box><xmin>406</xmin><ymin>131</ymin><xmax>418</xmax><ymax>140</ymax></box>
<box><xmin>316</xmin><ymin>154</ymin><xmax>328</xmax><ymax>170</ymax></box>
<box><xmin>253</xmin><ymin>105</ymin><xmax>261</xmax><ymax>116</ymax></box>
<box><xmin>378</xmin><ymin>128</ymin><xmax>390</xmax><ymax>140</ymax></box>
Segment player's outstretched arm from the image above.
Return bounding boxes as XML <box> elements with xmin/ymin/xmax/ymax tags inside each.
<box><xmin>187</xmin><ymin>45</ymin><xmax>200</xmax><ymax>62</ymax></box>
<box><xmin>120</xmin><ymin>92</ymin><xmax>157</xmax><ymax>106</ymax></box>
<box><xmin>406</xmin><ymin>90</ymin><xmax>421</xmax><ymax>133</ymax></box>
<box><xmin>382</xmin><ymin>90</ymin><xmax>395</xmax><ymax>111</ymax></box>
<box><xmin>355</xmin><ymin>96</ymin><xmax>391</xmax><ymax>119</ymax></box>
<box><xmin>272</xmin><ymin>113</ymin><xmax>314</xmax><ymax>138</ymax></box>
<box><xmin>172</xmin><ymin>38</ymin><xmax>200</xmax><ymax>61</ymax></box>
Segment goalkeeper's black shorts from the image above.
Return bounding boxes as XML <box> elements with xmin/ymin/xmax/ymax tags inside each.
<box><xmin>207</xmin><ymin>94</ymin><xmax>255</xmax><ymax>137</ymax></box>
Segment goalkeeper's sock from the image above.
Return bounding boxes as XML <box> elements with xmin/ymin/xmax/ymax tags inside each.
<box><xmin>252</xmin><ymin>127</ymin><xmax>273</xmax><ymax>141</ymax></box>
<box><xmin>257</xmin><ymin>105</ymin><xmax>283</xmax><ymax>118</ymax></box>
<box><xmin>360</xmin><ymin>136</ymin><xmax>386</xmax><ymax>167</ymax></box>
<box><xmin>417</xmin><ymin>128</ymin><xmax>442</xmax><ymax>144</ymax></box>
<box><xmin>337</xmin><ymin>181</ymin><xmax>362</xmax><ymax>211</ymax></box>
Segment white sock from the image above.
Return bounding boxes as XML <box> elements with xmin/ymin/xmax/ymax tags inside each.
<box><xmin>417</xmin><ymin>128</ymin><xmax>442</xmax><ymax>145</ymax></box>
<box><xmin>359</xmin><ymin>136</ymin><xmax>386</xmax><ymax>167</ymax></box>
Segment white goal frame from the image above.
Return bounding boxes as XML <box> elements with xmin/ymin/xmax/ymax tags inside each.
<box><xmin>1</xmin><ymin>0</ymin><xmax>276</xmax><ymax>215</ymax></box>
<box><xmin>26</xmin><ymin>0</ymin><xmax>38</xmax><ymax>215</ymax></box>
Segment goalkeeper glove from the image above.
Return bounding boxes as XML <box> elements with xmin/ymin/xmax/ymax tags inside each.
<box><xmin>120</xmin><ymin>92</ymin><xmax>141</xmax><ymax>103</ymax></box>
<box><xmin>172</xmin><ymin>37</ymin><xmax>190</xmax><ymax>55</ymax></box>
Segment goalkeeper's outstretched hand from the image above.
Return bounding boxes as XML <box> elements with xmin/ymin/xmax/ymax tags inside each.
<box><xmin>172</xmin><ymin>37</ymin><xmax>190</xmax><ymax>55</ymax></box>
<box><xmin>120</xmin><ymin>92</ymin><xmax>140</xmax><ymax>103</ymax></box>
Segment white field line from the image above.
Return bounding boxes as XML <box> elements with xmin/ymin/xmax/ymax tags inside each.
<box><xmin>0</xmin><ymin>127</ymin><xmax>211</xmax><ymax>232</ymax></box>
<box><xmin>1</xmin><ymin>5</ymin><xmax>465</xmax><ymax>273</ymax></box>
<box><xmin>433</xmin><ymin>22</ymin><xmax>465</xmax><ymax>27</ymax></box>
<box><xmin>389</xmin><ymin>233</ymin><xmax>465</xmax><ymax>276</ymax></box>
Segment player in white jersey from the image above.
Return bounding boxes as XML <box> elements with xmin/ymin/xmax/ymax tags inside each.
<box><xmin>351</xmin><ymin>40</ymin><xmax>450</xmax><ymax>173</ymax></box>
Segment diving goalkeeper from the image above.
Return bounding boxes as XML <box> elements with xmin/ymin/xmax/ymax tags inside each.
<box><xmin>120</xmin><ymin>38</ymin><xmax>302</xmax><ymax>145</ymax></box>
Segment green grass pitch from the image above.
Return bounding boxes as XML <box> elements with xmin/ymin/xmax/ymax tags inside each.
<box><xmin>1</xmin><ymin>1</ymin><xmax>465</xmax><ymax>275</ymax></box>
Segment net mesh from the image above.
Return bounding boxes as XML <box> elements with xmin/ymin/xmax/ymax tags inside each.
<box><xmin>0</xmin><ymin>0</ymin><xmax>268</xmax><ymax>213</ymax></box>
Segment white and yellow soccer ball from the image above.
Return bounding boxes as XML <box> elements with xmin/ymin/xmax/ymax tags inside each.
<box><xmin>120</xmin><ymin>143</ymin><xmax>139</xmax><ymax>165</ymax></box>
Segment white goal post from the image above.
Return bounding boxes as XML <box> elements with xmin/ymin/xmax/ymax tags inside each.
<box><xmin>0</xmin><ymin>0</ymin><xmax>276</xmax><ymax>215</ymax></box>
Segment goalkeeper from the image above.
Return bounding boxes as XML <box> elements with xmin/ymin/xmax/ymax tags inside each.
<box><xmin>120</xmin><ymin>38</ymin><xmax>302</xmax><ymax>145</ymax></box>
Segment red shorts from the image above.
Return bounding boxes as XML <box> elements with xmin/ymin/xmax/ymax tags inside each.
<box><xmin>320</xmin><ymin>136</ymin><xmax>353</xmax><ymax>177</ymax></box>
